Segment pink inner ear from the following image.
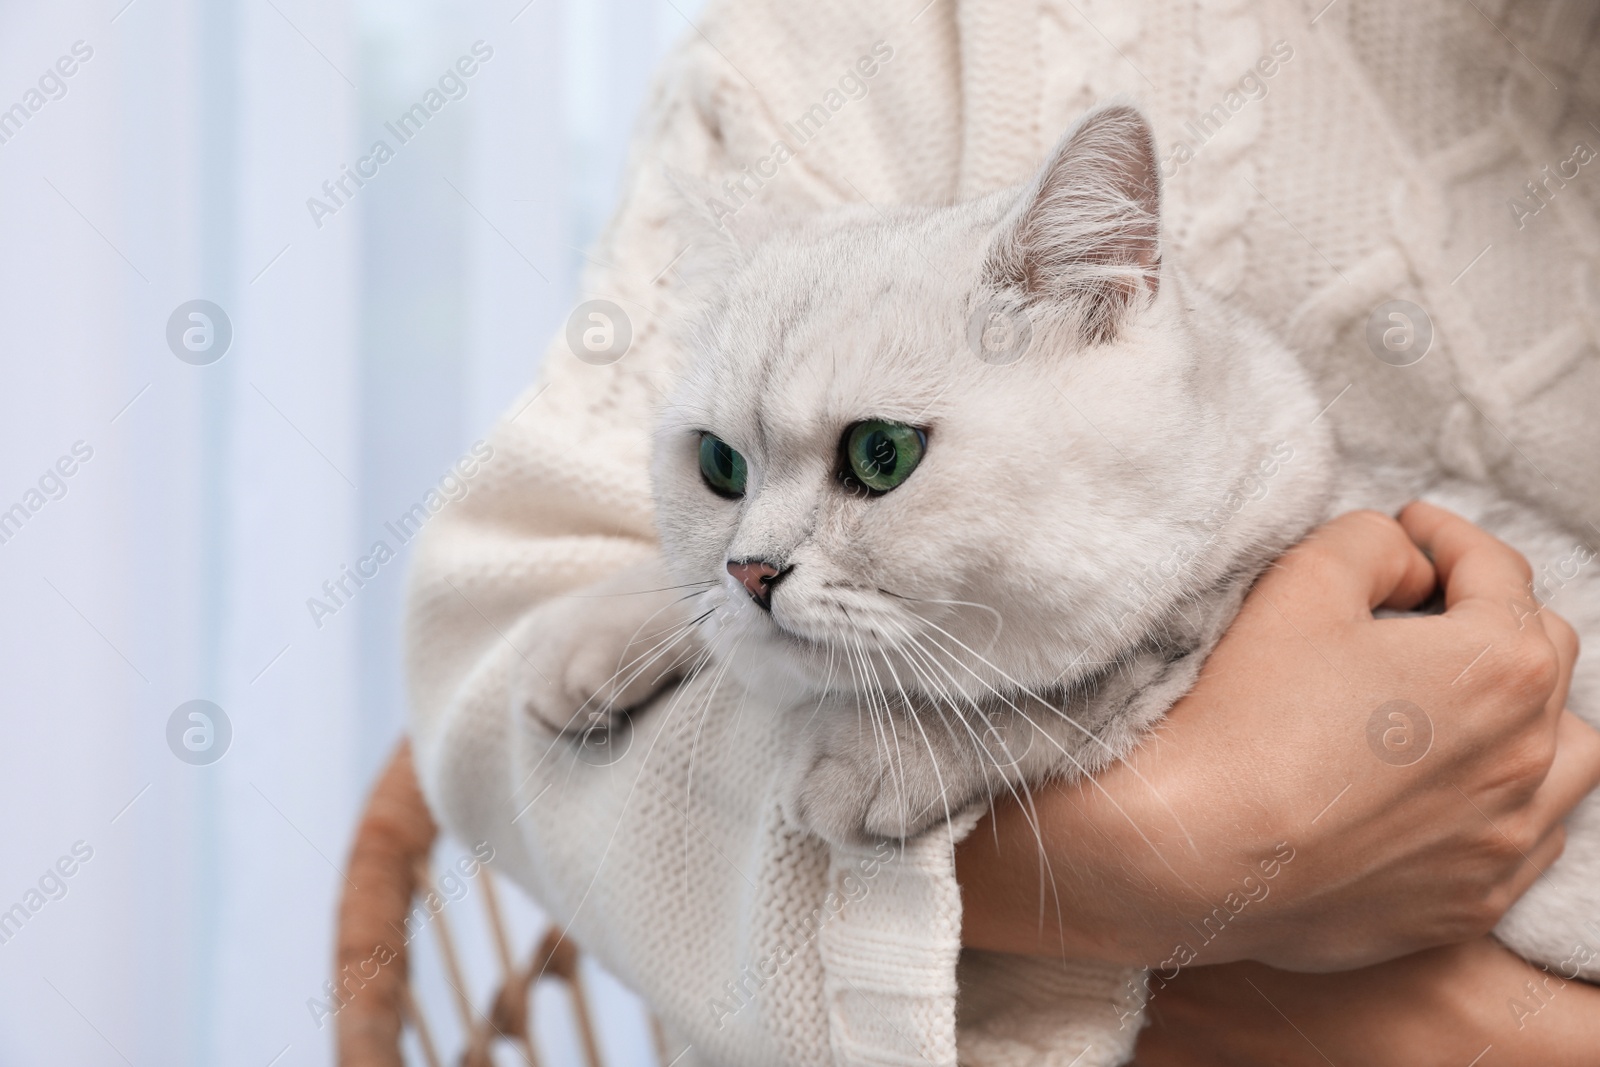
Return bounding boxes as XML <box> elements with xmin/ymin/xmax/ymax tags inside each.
<box><xmin>1038</xmin><ymin>105</ymin><xmax>1161</xmax><ymax>281</ymax></box>
<box><xmin>991</xmin><ymin>102</ymin><xmax>1164</xmax><ymax>342</ymax></box>
<box><xmin>1116</xmin><ymin>129</ymin><xmax>1162</xmax><ymax>296</ymax></box>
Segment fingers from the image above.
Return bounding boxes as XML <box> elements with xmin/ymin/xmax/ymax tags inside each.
<box><xmin>1400</xmin><ymin>501</ymin><xmax>1538</xmax><ymax>627</ymax></box>
<box><xmin>1536</xmin><ymin>610</ymin><xmax>1580</xmax><ymax>719</ymax></box>
<box><xmin>1270</xmin><ymin>509</ymin><xmax>1436</xmax><ymax>614</ymax></box>
<box><xmin>1524</xmin><ymin>822</ymin><xmax>1569</xmax><ymax>881</ymax></box>
<box><xmin>1526</xmin><ymin>710</ymin><xmax>1600</xmax><ymax>830</ymax></box>
<box><xmin>1498</xmin><ymin>823</ymin><xmax>1569</xmax><ymax>915</ymax></box>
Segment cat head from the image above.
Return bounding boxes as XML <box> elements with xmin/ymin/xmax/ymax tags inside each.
<box><xmin>651</xmin><ymin>103</ymin><xmax>1327</xmax><ymax>703</ymax></box>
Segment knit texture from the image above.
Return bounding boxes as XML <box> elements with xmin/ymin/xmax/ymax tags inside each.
<box><xmin>406</xmin><ymin>1</ymin><xmax>1600</xmax><ymax>1063</ymax></box>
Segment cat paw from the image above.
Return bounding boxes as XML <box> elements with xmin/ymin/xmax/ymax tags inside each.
<box><xmin>514</xmin><ymin>558</ymin><xmax>704</xmax><ymax>738</ymax></box>
<box><xmin>780</xmin><ymin>705</ymin><xmax>960</xmax><ymax>846</ymax></box>
<box><xmin>518</xmin><ymin>625</ymin><xmax>640</xmax><ymax>736</ymax></box>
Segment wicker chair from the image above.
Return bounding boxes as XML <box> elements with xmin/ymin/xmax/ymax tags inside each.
<box><xmin>335</xmin><ymin>741</ymin><xmax>663</xmax><ymax>1067</ymax></box>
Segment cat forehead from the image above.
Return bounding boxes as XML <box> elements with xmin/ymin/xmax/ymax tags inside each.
<box><xmin>674</xmin><ymin>203</ymin><xmax>1008</xmax><ymax>436</ymax></box>
<box><xmin>713</xmin><ymin>218</ymin><xmax>980</xmax><ymax>355</ymax></box>
<box><xmin>738</xmin><ymin>232</ymin><xmax>921</xmax><ymax>310</ymax></box>
<box><xmin>705</xmin><ymin>254</ymin><xmax>958</xmax><ymax>403</ymax></box>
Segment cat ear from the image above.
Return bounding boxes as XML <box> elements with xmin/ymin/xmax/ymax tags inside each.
<box><xmin>983</xmin><ymin>102</ymin><xmax>1162</xmax><ymax>344</ymax></box>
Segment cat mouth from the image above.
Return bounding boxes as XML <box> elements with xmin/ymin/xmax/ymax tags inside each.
<box><xmin>762</xmin><ymin>608</ymin><xmax>902</xmax><ymax>658</ymax></box>
<box><xmin>760</xmin><ymin>613</ymin><xmax>831</xmax><ymax>652</ymax></box>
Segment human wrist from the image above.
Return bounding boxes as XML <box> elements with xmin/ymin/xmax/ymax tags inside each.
<box><xmin>956</xmin><ymin>775</ymin><xmax>1168</xmax><ymax>964</ymax></box>
<box><xmin>1086</xmin><ymin>710</ymin><xmax>1301</xmax><ymax>969</ymax></box>
<box><xmin>1371</xmin><ymin>940</ymin><xmax>1600</xmax><ymax>1065</ymax></box>
<box><xmin>1471</xmin><ymin>947</ymin><xmax>1600</xmax><ymax>1063</ymax></box>
<box><xmin>957</xmin><ymin>750</ymin><xmax>1277</xmax><ymax>968</ymax></box>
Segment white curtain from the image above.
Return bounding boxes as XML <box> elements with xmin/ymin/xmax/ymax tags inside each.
<box><xmin>0</xmin><ymin>0</ymin><xmax>700</xmax><ymax>1063</ymax></box>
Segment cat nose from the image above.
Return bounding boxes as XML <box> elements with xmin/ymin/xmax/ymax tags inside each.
<box><xmin>727</xmin><ymin>559</ymin><xmax>789</xmax><ymax>610</ymax></box>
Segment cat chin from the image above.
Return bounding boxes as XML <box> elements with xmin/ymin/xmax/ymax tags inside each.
<box><xmin>703</xmin><ymin>617</ymin><xmax>833</xmax><ymax>702</ymax></box>
<box><xmin>713</xmin><ymin>616</ymin><xmax>935</xmax><ymax>707</ymax></box>
<box><xmin>722</xmin><ymin>648</ymin><xmax>831</xmax><ymax>707</ymax></box>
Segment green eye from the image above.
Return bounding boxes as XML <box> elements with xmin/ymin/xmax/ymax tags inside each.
<box><xmin>698</xmin><ymin>433</ymin><xmax>747</xmax><ymax>498</ymax></box>
<box><xmin>845</xmin><ymin>420</ymin><xmax>926</xmax><ymax>493</ymax></box>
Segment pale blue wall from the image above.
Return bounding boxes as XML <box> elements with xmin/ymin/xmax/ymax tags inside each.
<box><xmin>0</xmin><ymin>0</ymin><xmax>702</xmax><ymax>1063</ymax></box>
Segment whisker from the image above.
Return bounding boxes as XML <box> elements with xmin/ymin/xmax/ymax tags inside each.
<box><xmin>879</xmin><ymin>587</ymin><xmax>1006</xmax><ymax>653</ymax></box>
<box><xmin>866</xmin><ymin>634</ymin><xmax>919</xmax><ymax>835</ymax></box>
<box><xmin>558</xmin><ymin>580</ymin><xmax>718</xmax><ymax>599</ymax></box>
<box><xmin>882</xmin><ymin>619</ymin><xmax>1073</xmax><ymax>941</ymax></box>
<box><xmin>511</xmin><ymin>590</ymin><xmax>729</xmax><ymax>797</ymax></box>
<box><xmin>909</xmin><ymin>621</ymin><xmax>1202</xmax><ymax>890</ymax></box>
<box><xmin>872</xmin><ymin>628</ymin><xmax>957</xmax><ymax>839</ymax></box>
<box><xmin>887</xmin><ymin>620</ymin><xmax>1052</xmax><ymax>841</ymax></box>
<box><xmin>911</xmin><ymin>613</ymin><xmax>1198</xmax><ymax>848</ymax></box>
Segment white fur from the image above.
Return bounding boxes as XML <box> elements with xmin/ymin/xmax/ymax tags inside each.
<box><xmin>640</xmin><ymin>103</ymin><xmax>1600</xmax><ymax>997</ymax></box>
<box><xmin>651</xmin><ymin>105</ymin><xmax>1337</xmax><ymax>844</ymax></box>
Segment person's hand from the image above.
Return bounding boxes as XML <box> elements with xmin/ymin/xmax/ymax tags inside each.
<box><xmin>1132</xmin><ymin>937</ymin><xmax>1600</xmax><ymax>1066</ymax></box>
<box><xmin>957</xmin><ymin>503</ymin><xmax>1600</xmax><ymax>971</ymax></box>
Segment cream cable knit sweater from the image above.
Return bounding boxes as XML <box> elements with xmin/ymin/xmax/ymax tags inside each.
<box><xmin>406</xmin><ymin>2</ymin><xmax>1600</xmax><ymax>1064</ymax></box>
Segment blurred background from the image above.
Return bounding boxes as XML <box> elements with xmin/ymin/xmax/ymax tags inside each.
<box><xmin>0</xmin><ymin>0</ymin><xmax>702</xmax><ymax>1062</ymax></box>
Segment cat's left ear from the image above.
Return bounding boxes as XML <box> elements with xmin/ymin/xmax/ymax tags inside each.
<box><xmin>984</xmin><ymin>102</ymin><xmax>1162</xmax><ymax>343</ymax></box>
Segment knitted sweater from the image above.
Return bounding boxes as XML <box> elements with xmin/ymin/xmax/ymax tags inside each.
<box><xmin>405</xmin><ymin>2</ymin><xmax>1600</xmax><ymax>1063</ymax></box>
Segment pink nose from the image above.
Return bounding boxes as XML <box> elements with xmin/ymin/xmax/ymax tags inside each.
<box><xmin>727</xmin><ymin>560</ymin><xmax>783</xmax><ymax>609</ymax></box>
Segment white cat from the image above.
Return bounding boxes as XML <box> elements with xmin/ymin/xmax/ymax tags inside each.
<box><xmin>520</xmin><ymin>103</ymin><xmax>1600</xmax><ymax>998</ymax></box>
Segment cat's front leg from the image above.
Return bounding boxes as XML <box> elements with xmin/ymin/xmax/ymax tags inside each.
<box><xmin>780</xmin><ymin>694</ymin><xmax>1004</xmax><ymax>846</ymax></box>
<box><xmin>513</xmin><ymin>555</ymin><xmax>707</xmax><ymax>738</ymax></box>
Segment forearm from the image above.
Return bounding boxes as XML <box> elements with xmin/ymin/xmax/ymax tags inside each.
<box><xmin>957</xmin><ymin>782</ymin><xmax>1155</xmax><ymax>962</ymax></box>
<box><xmin>1133</xmin><ymin>939</ymin><xmax>1600</xmax><ymax>1066</ymax></box>
<box><xmin>1367</xmin><ymin>941</ymin><xmax>1600</xmax><ymax>1065</ymax></box>
<box><xmin>1490</xmin><ymin>965</ymin><xmax>1600</xmax><ymax>1064</ymax></box>
<box><xmin>955</xmin><ymin>756</ymin><xmax>1280</xmax><ymax>967</ymax></box>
